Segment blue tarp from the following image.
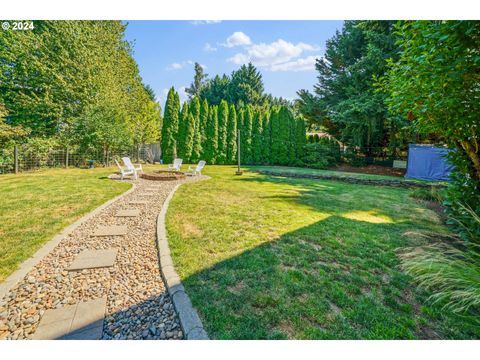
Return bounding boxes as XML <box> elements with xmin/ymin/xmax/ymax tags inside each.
<box><xmin>405</xmin><ymin>144</ymin><xmax>454</xmax><ymax>181</ymax></box>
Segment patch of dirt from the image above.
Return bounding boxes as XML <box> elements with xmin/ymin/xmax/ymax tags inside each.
<box><xmin>179</xmin><ymin>220</ymin><xmax>203</xmax><ymax>237</ymax></box>
<box><xmin>227</xmin><ymin>281</ymin><xmax>246</xmax><ymax>295</ymax></box>
<box><xmin>334</xmin><ymin>164</ymin><xmax>406</xmax><ymax>177</ymax></box>
<box><xmin>275</xmin><ymin>322</ymin><xmax>296</xmax><ymax>339</ymax></box>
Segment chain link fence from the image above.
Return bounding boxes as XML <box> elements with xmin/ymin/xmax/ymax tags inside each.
<box><xmin>0</xmin><ymin>143</ymin><xmax>161</xmax><ymax>174</ymax></box>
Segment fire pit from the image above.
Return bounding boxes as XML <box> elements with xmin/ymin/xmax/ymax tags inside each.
<box><xmin>140</xmin><ymin>170</ymin><xmax>185</xmax><ymax>181</ymax></box>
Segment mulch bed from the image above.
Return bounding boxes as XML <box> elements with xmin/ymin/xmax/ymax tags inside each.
<box><xmin>334</xmin><ymin>164</ymin><xmax>406</xmax><ymax>177</ymax></box>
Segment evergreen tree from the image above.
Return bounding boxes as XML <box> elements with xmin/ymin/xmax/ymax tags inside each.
<box><xmin>199</xmin><ymin>98</ymin><xmax>209</xmax><ymax>154</ymax></box>
<box><xmin>217</xmin><ymin>100</ymin><xmax>229</xmax><ymax>164</ymax></box>
<box><xmin>295</xmin><ymin>117</ymin><xmax>306</xmax><ymax>164</ymax></box>
<box><xmin>204</xmin><ymin>105</ymin><xmax>218</xmax><ymax>164</ymax></box>
<box><xmin>243</xmin><ymin>104</ymin><xmax>254</xmax><ymax>164</ymax></box>
<box><xmin>271</xmin><ymin>106</ymin><xmax>290</xmax><ymax>165</ymax></box>
<box><xmin>287</xmin><ymin>109</ymin><xmax>296</xmax><ymax>165</ymax></box>
<box><xmin>190</xmin><ymin>97</ymin><xmax>202</xmax><ymax>161</ymax></box>
<box><xmin>185</xmin><ymin>63</ymin><xmax>208</xmax><ymax>99</ymax></box>
<box><xmin>183</xmin><ymin>113</ymin><xmax>195</xmax><ymax>161</ymax></box>
<box><xmin>176</xmin><ymin>102</ymin><xmax>190</xmax><ymax>159</ymax></box>
<box><xmin>237</xmin><ymin>107</ymin><xmax>245</xmax><ymax>164</ymax></box>
<box><xmin>226</xmin><ymin>104</ymin><xmax>237</xmax><ymax>164</ymax></box>
<box><xmin>252</xmin><ymin>109</ymin><xmax>263</xmax><ymax>164</ymax></box>
<box><xmin>161</xmin><ymin>87</ymin><xmax>180</xmax><ymax>163</ymax></box>
<box><xmin>261</xmin><ymin>109</ymin><xmax>271</xmax><ymax>164</ymax></box>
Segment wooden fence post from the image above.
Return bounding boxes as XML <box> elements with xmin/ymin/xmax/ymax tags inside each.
<box><xmin>14</xmin><ymin>145</ymin><xmax>19</xmax><ymax>174</ymax></box>
<box><xmin>65</xmin><ymin>147</ymin><xmax>69</xmax><ymax>168</ymax></box>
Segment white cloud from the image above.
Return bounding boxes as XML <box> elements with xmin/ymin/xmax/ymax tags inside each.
<box><xmin>269</xmin><ymin>55</ymin><xmax>321</xmax><ymax>72</ymax></box>
<box><xmin>227</xmin><ymin>38</ymin><xmax>319</xmax><ymax>72</ymax></box>
<box><xmin>178</xmin><ymin>86</ymin><xmax>189</xmax><ymax>104</ymax></box>
<box><xmin>191</xmin><ymin>20</ymin><xmax>222</xmax><ymax>25</ymax></box>
<box><xmin>203</xmin><ymin>42</ymin><xmax>217</xmax><ymax>52</ymax></box>
<box><xmin>223</xmin><ymin>31</ymin><xmax>252</xmax><ymax>48</ymax></box>
<box><xmin>166</xmin><ymin>60</ymin><xmax>194</xmax><ymax>70</ymax></box>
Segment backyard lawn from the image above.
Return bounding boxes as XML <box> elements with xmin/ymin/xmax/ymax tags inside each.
<box><xmin>0</xmin><ymin>167</ymin><xmax>131</xmax><ymax>282</ymax></box>
<box><xmin>167</xmin><ymin>165</ymin><xmax>479</xmax><ymax>339</ymax></box>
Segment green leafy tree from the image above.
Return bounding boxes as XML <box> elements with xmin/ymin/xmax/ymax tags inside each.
<box><xmin>383</xmin><ymin>20</ymin><xmax>480</xmax><ymax>243</ymax></box>
<box><xmin>216</xmin><ymin>100</ymin><xmax>229</xmax><ymax>164</ymax></box>
<box><xmin>226</xmin><ymin>104</ymin><xmax>237</xmax><ymax>164</ymax></box>
<box><xmin>297</xmin><ymin>21</ymin><xmax>404</xmax><ymax>156</ymax></box>
<box><xmin>0</xmin><ymin>103</ymin><xmax>30</xmax><ymax>146</ymax></box>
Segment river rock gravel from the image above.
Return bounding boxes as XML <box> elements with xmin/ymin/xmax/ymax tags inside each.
<box><xmin>0</xmin><ymin>174</ymin><xmax>207</xmax><ymax>340</ymax></box>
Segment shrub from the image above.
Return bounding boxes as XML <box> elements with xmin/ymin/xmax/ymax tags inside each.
<box><xmin>401</xmin><ymin>205</ymin><xmax>480</xmax><ymax>316</ymax></box>
<box><xmin>343</xmin><ymin>147</ymin><xmax>367</xmax><ymax>166</ymax></box>
<box><xmin>302</xmin><ymin>138</ymin><xmax>341</xmax><ymax>169</ymax></box>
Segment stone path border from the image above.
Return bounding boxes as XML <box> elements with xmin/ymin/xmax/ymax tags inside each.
<box><xmin>0</xmin><ymin>184</ymin><xmax>136</xmax><ymax>302</ymax></box>
<box><xmin>156</xmin><ymin>183</ymin><xmax>209</xmax><ymax>340</ymax></box>
<box><xmin>252</xmin><ymin>170</ymin><xmax>446</xmax><ymax>189</ymax></box>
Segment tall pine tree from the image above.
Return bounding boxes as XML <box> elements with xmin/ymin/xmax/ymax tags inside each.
<box><xmin>226</xmin><ymin>104</ymin><xmax>237</xmax><ymax>164</ymax></box>
<box><xmin>190</xmin><ymin>97</ymin><xmax>202</xmax><ymax>162</ymax></box>
<box><xmin>217</xmin><ymin>100</ymin><xmax>229</xmax><ymax>164</ymax></box>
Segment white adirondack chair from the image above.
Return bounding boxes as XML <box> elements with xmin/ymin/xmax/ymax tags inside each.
<box><xmin>122</xmin><ymin>157</ymin><xmax>143</xmax><ymax>174</ymax></box>
<box><xmin>186</xmin><ymin>160</ymin><xmax>206</xmax><ymax>176</ymax></box>
<box><xmin>115</xmin><ymin>159</ymin><xmax>137</xmax><ymax>180</ymax></box>
<box><xmin>168</xmin><ymin>158</ymin><xmax>183</xmax><ymax>172</ymax></box>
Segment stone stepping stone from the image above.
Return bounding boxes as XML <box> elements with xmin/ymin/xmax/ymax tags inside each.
<box><xmin>129</xmin><ymin>200</ymin><xmax>148</xmax><ymax>205</ymax></box>
<box><xmin>138</xmin><ymin>192</ymin><xmax>156</xmax><ymax>197</ymax></box>
<box><xmin>92</xmin><ymin>225</ymin><xmax>127</xmax><ymax>237</ymax></box>
<box><xmin>115</xmin><ymin>209</ymin><xmax>140</xmax><ymax>217</ymax></box>
<box><xmin>145</xmin><ymin>187</ymin><xmax>160</xmax><ymax>191</ymax></box>
<box><xmin>32</xmin><ymin>297</ymin><xmax>106</xmax><ymax>340</ymax></box>
<box><xmin>67</xmin><ymin>249</ymin><xmax>118</xmax><ymax>271</ymax></box>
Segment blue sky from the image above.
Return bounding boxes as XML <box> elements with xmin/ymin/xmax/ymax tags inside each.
<box><xmin>124</xmin><ymin>20</ymin><xmax>343</xmax><ymax>106</ymax></box>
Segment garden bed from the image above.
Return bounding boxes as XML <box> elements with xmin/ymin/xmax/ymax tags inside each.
<box><xmin>140</xmin><ymin>170</ymin><xmax>185</xmax><ymax>181</ymax></box>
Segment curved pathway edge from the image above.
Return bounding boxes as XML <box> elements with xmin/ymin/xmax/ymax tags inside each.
<box><xmin>0</xmin><ymin>182</ymin><xmax>136</xmax><ymax>302</ymax></box>
<box><xmin>156</xmin><ymin>183</ymin><xmax>209</xmax><ymax>340</ymax></box>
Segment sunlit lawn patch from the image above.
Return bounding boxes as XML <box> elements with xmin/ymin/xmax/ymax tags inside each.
<box><xmin>0</xmin><ymin>167</ymin><xmax>131</xmax><ymax>282</ymax></box>
<box><xmin>167</xmin><ymin>165</ymin><xmax>479</xmax><ymax>339</ymax></box>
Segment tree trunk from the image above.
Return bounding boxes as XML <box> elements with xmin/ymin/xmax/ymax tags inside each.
<box><xmin>459</xmin><ymin>140</ymin><xmax>480</xmax><ymax>181</ymax></box>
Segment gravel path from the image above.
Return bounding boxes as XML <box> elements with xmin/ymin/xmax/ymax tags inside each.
<box><xmin>0</xmin><ymin>175</ymin><xmax>206</xmax><ymax>340</ymax></box>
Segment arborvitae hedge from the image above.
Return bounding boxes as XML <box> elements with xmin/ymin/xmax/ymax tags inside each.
<box><xmin>160</xmin><ymin>93</ymin><xmax>306</xmax><ymax>166</ymax></box>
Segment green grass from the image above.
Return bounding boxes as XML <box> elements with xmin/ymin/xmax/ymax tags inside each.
<box><xmin>0</xmin><ymin>167</ymin><xmax>131</xmax><ymax>282</ymax></box>
<box><xmin>167</xmin><ymin>165</ymin><xmax>479</xmax><ymax>339</ymax></box>
<box><xmin>248</xmin><ymin>165</ymin><xmax>440</xmax><ymax>183</ymax></box>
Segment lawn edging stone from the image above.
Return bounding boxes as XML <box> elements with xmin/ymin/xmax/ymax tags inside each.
<box><xmin>253</xmin><ymin>170</ymin><xmax>446</xmax><ymax>189</ymax></box>
<box><xmin>155</xmin><ymin>183</ymin><xmax>209</xmax><ymax>340</ymax></box>
<box><xmin>0</xmin><ymin>181</ymin><xmax>136</xmax><ymax>302</ymax></box>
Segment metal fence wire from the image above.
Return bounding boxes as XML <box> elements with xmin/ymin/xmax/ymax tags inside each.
<box><xmin>0</xmin><ymin>144</ymin><xmax>161</xmax><ymax>174</ymax></box>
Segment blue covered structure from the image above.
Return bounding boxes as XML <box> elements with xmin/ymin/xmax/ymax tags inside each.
<box><xmin>405</xmin><ymin>144</ymin><xmax>454</xmax><ymax>181</ymax></box>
